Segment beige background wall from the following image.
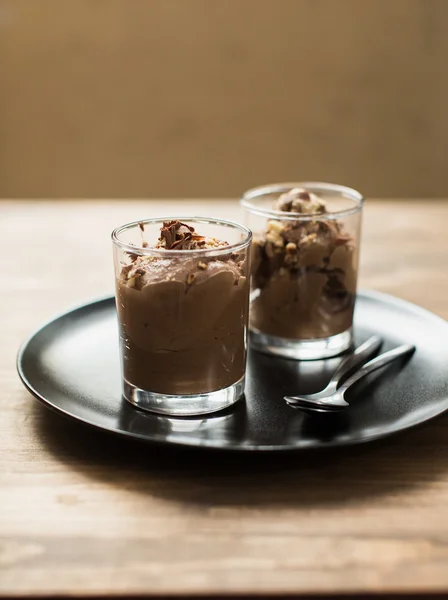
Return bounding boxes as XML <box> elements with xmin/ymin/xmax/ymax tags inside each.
<box><xmin>1</xmin><ymin>0</ymin><xmax>447</xmax><ymax>199</ymax></box>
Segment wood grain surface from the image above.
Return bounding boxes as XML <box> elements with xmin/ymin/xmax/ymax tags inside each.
<box><xmin>1</xmin><ymin>199</ymin><xmax>448</xmax><ymax>598</ymax></box>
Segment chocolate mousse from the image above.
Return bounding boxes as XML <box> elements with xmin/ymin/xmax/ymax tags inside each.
<box><xmin>116</xmin><ymin>221</ymin><xmax>249</xmax><ymax>395</ymax></box>
<box><xmin>250</xmin><ymin>188</ymin><xmax>358</xmax><ymax>340</ymax></box>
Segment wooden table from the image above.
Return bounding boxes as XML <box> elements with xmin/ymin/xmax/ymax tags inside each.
<box><xmin>1</xmin><ymin>199</ymin><xmax>448</xmax><ymax>599</ymax></box>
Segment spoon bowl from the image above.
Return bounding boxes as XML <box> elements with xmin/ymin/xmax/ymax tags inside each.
<box><xmin>285</xmin><ymin>344</ymin><xmax>415</xmax><ymax>413</ymax></box>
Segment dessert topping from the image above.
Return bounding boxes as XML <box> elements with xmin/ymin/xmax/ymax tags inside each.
<box><xmin>276</xmin><ymin>188</ymin><xmax>327</xmax><ymax>215</ymax></box>
<box><xmin>159</xmin><ymin>220</ymin><xmax>196</xmax><ymax>250</ymax></box>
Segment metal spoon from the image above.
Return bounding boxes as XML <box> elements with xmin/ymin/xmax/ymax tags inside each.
<box><xmin>288</xmin><ymin>335</ymin><xmax>382</xmax><ymax>402</ymax></box>
<box><xmin>281</xmin><ymin>335</ymin><xmax>381</xmax><ymax>412</ymax></box>
<box><xmin>285</xmin><ymin>344</ymin><xmax>415</xmax><ymax>413</ymax></box>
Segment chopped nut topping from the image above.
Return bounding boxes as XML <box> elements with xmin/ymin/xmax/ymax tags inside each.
<box><xmin>186</xmin><ymin>273</ymin><xmax>196</xmax><ymax>285</ymax></box>
<box><xmin>276</xmin><ymin>188</ymin><xmax>326</xmax><ymax>215</ymax></box>
<box><xmin>121</xmin><ymin>264</ymin><xmax>133</xmax><ymax>278</ymax></box>
<box><xmin>192</xmin><ymin>234</ymin><xmax>206</xmax><ymax>243</ymax></box>
<box><xmin>251</xmin><ymin>188</ymin><xmax>355</xmax><ymax>301</ymax></box>
<box><xmin>198</xmin><ymin>262</ymin><xmax>207</xmax><ymax>270</ymax></box>
<box><xmin>300</xmin><ymin>233</ymin><xmax>318</xmax><ymax>248</ymax></box>
<box><xmin>267</xmin><ymin>220</ymin><xmax>284</xmax><ymax>234</ymax></box>
<box><xmin>266</xmin><ymin>232</ymin><xmax>279</xmax><ymax>244</ymax></box>
<box><xmin>205</xmin><ymin>237</ymin><xmax>228</xmax><ymax>249</ymax></box>
<box><xmin>127</xmin><ymin>269</ymin><xmax>142</xmax><ymax>279</ymax></box>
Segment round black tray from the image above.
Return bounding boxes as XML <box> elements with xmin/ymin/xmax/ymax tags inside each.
<box><xmin>17</xmin><ymin>291</ymin><xmax>448</xmax><ymax>451</ymax></box>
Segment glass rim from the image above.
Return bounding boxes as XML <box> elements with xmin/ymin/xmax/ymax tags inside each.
<box><xmin>111</xmin><ymin>215</ymin><xmax>252</xmax><ymax>257</ymax></box>
<box><xmin>240</xmin><ymin>181</ymin><xmax>364</xmax><ymax>221</ymax></box>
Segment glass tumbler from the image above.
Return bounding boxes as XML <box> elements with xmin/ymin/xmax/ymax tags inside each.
<box><xmin>241</xmin><ymin>182</ymin><xmax>364</xmax><ymax>360</ymax></box>
<box><xmin>112</xmin><ymin>216</ymin><xmax>252</xmax><ymax>416</ymax></box>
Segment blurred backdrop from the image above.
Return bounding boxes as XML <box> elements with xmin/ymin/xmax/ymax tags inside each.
<box><xmin>1</xmin><ymin>0</ymin><xmax>447</xmax><ymax>199</ymax></box>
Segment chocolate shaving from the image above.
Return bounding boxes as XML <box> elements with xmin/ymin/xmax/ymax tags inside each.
<box><xmin>159</xmin><ymin>220</ymin><xmax>196</xmax><ymax>250</ymax></box>
<box><xmin>138</xmin><ymin>222</ymin><xmax>145</xmax><ymax>232</ymax></box>
<box><xmin>171</xmin><ymin>232</ymin><xmax>193</xmax><ymax>250</ymax></box>
<box><xmin>160</xmin><ymin>221</ymin><xmax>178</xmax><ymax>248</ymax></box>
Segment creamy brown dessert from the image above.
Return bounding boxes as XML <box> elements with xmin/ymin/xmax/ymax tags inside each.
<box><xmin>250</xmin><ymin>188</ymin><xmax>358</xmax><ymax>340</ymax></box>
<box><xmin>116</xmin><ymin>221</ymin><xmax>249</xmax><ymax>395</ymax></box>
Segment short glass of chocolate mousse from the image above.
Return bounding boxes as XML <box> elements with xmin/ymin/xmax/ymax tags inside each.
<box><xmin>241</xmin><ymin>182</ymin><xmax>363</xmax><ymax>360</ymax></box>
<box><xmin>112</xmin><ymin>217</ymin><xmax>252</xmax><ymax>416</ymax></box>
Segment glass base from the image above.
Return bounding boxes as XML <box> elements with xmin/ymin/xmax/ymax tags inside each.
<box><xmin>249</xmin><ymin>327</ymin><xmax>353</xmax><ymax>360</ymax></box>
<box><xmin>123</xmin><ymin>376</ymin><xmax>245</xmax><ymax>416</ymax></box>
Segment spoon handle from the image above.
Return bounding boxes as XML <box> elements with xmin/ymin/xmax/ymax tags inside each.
<box><xmin>327</xmin><ymin>335</ymin><xmax>383</xmax><ymax>390</ymax></box>
<box><xmin>340</xmin><ymin>344</ymin><xmax>415</xmax><ymax>393</ymax></box>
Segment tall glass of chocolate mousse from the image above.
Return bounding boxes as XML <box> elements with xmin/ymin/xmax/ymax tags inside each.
<box><xmin>112</xmin><ymin>217</ymin><xmax>252</xmax><ymax>416</ymax></box>
<box><xmin>241</xmin><ymin>183</ymin><xmax>363</xmax><ymax>360</ymax></box>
